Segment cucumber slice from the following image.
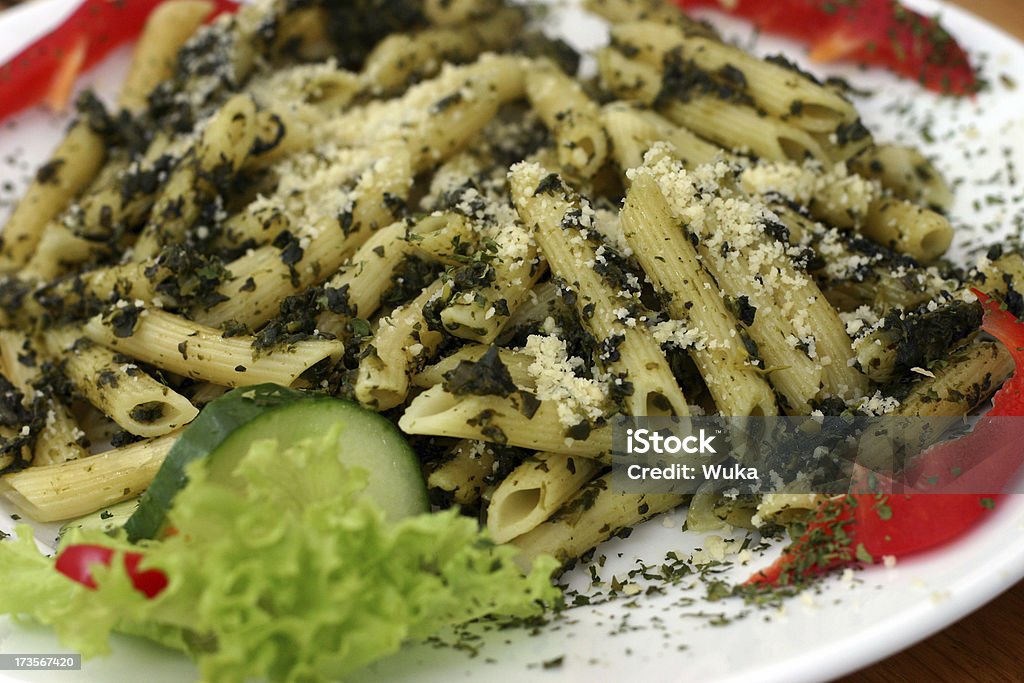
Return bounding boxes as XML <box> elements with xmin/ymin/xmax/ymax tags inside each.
<box><xmin>60</xmin><ymin>498</ymin><xmax>141</xmax><ymax>539</ymax></box>
<box><xmin>124</xmin><ymin>384</ymin><xmax>427</xmax><ymax>541</ymax></box>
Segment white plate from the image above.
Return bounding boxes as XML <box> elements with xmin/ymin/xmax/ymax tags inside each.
<box><xmin>1</xmin><ymin>1</ymin><xmax>1023</xmax><ymax>681</ymax></box>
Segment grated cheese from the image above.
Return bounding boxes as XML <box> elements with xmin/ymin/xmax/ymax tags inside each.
<box><xmin>523</xmin><ymin>334</ymin><xmax>608</xmax><ymax>428</ymax></box>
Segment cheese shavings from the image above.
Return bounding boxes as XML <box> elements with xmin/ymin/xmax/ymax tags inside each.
<box><xmin>523</xmin><ymin>334</ymin><xmax>608</xmax><ymax>428</ymax></box>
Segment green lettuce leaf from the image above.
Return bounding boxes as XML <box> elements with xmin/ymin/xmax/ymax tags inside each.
<box><xmin>0</xmin><ymin>428</ymin><xmax>560</xmax><ymax>682</ymax></box>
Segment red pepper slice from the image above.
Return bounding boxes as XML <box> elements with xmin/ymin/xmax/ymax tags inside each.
<box><xmin>55</xmin><ymin>544</ymin><xmax>168</xmax><ymax>599</ymax></box>
<box><xmin>0</xmin><ymin>0</ymin><xmax>240</xmax><ymax>121</ymax></box>
<box><xmin>973</xmin><ymin>291</ymin><xmax>1024</xmax><ymax>416</ymax></box>
<box><xmin>673</xmin><ymin>0</ymin><xmax>978</xmax><ymax>96</ymax></box>
<box><xmin>748</xmin><ymin>292</ymin><xmax>1024</xmax><ymax>586</ymax></box>
<box><xmin>747</xmin><ymin>491</ymin><xmax>998</xmax><ymax>586</ymax></box>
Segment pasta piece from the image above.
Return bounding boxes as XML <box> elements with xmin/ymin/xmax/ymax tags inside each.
<box><xmin>213</xmin><ymin>201</ymin><xmax>292</xmax><ymax>251</ymax></box>
<box><xmin>853</xmin><ymin>298</ymin><xmax>981</xmax><ymax>384</ymax></box>
<box><xmin>487</xmin><ymin>452</ymin><xmax>603</xmax><ymax>543</ymax></box>
<box><xmin>602</xmin><ymin>102</ymin><xmax>719</xmax><ymax>172</ymax></box>
<box><xmin>329</xmin><ymin>55</ymin><xmax>526</xmax><ymax>172</ymax></box>
<box><xmin>44</xmin><ymin>329</ymin><xmax>198</xmax><ymax>438</ymax></box>
<box><xmin>0</xmin><ymin>349</ymin><xmax>33</xmax><ymax>471</ymax></box>
<box><xmin>408</xmin><ymin>212</ymin><xmax>477</xmax><ymax>266</ymax></box>
<box><xmin>526</xmin><ymin>59</ymin><xmax>610</xmax><ymax>179</ymax></box>
<box><xmin>0</xmin><ymin>424</ymin><xmax>31</xmax><ymax>473</ymax></box>
<box><xmin>0</xmin><ymin>331</ymin><xmax>88</xmax><ymax>466</ymax></box>
<box><xmin>495</xmin><ymin>280</ymin><xmax>561</xmax><ymax>345</ymax></box>
<box><xmin>242</xmin><ymin>106</ymin><xmax>323</xmax><ymax>170</ymax></box>
<box><xmin>620</xmin><ymin>174</ymin><xmax>778</xmax><ymax>416</ymax></box>
<box><xmin>436</xmin><ymin>195</ymin><xmax>542</xmax><ymax>344</ymax></box>
<box><xmin>186</xmin><ymin>382</ymin><xmax>231</xmax><ymax>408</ymax></box>
<box><xmin>751</xmin><ymin>493</ymin><xmax>827</xmax><ymax>528</ymax></box>
<box><xmin>862</xmin><ymin>197</ymin><xmax>953</xmax><ymax>263</ymax></box>
<box><xmin>196</xmin><ymin>146</ymin><xmax>413</xmax><ymax>328</ymax></box>
<box><xmin>197</xmin><ymin>93</ymin><xmax>261</xmax><ymax>177</ymax></box>
<box><xmin>246</xmin><ymin>61</ymin><xmax>360</xmax><ymax>115</ymax></box>
<box><xmin>895</xmin><ymin>342</ymin><xmax>1013</xmax><ymax>417</ymax></box>
<box><xmin>596</xmin><ymin>47</ymin><xmax>662</xmax><ymax>105</ymax></box>
<box><xmin>509</xmin><ymin>163</ymin><xmax>690</xmax><ymax>417</ymax></box>
<box><xmin>687</xmin><ymin>489</ymin><xmax>759</xmax><ymax>531</ymax></box>
<box><xmin>854</xmin><ymin>342</ymin><xmax>1014</xmax><ymax>468</ymax></box>
<box><xmin>439</xmin><ymin>230</ymin><xmax>542</xmax><ymax>344</ymax></box>
<box><xmin>0</xmin><ymin>433</ymin><xmax>177</xmax><ymax>522</ymax></box>
<box><xmin>317</xmin><ymin>213</ymin><xmax>471</xmax><ymax>338</ymax></box>
<box><xmin>427</xmin><ymin>439</ymin><xmax>498</xmax><ymax>506</ymax></box>
<box><xmin>770</xmin><ymin>205</ymin><xmax>955</xmax><ymax>314</ymax></box>
<box><xmin>599</xmin><ymin>50</ymin><xmax>830</xmax><ymax>162</ymax></box>
<box><xmin>511</xmin><ymin>473</ymin><xmax>684</xmax><ymax>565</ymax></box>
<box><xmin>81</xmin><ymin>308</ymin><xmax>343</xmax><ymax>388</ymax></box>
<box><xmin>400</xmin><ymin>385</ymin><xmax>613</xmax><ymax>460</ymax></box>
<box><xmin>258</xmin><ymin>4</ymin><xmax>330</xmax><ymax>61</ymax></box>
<box><xmin>132</xmin><ymin>94</ymin><xmax>259</xmax><ymax>260</ymax></box>
<box><xmin>740</xmin><ymin>159</ymin><xmax>877</xmax><ymax>231</ymax></box>
<box><xmin>584</xmin><ymin>0</ymin><xmax>716</xmax><ymax>35</ymax></box>
<box><xmin>362</xmin><ymin>8</ymin><xmax>523</xmax><ymax>94</ymax></box>
<box><xmin>315</xmin><ymin>221</ymin><xmax>414</xmax><ymax>339</ymax></box>
<box><xmin>413</xmin><ymin>345</ymin><xmax>534</xmax><ymax>389</ymax></box>
<box><xmin>661</xmin><ymin>98</ymin><xmax>829</xmax><ymax>163</ymax></box>
<box><xmin>979</xmin><ymin>251</ymin><xmax>1024</xmax><ymax>295</ymax></box>
<box><xmin>0</xmin><ymin>123</ymin><xmax>105</xmax><ymax>272</ymax></box>
<box><xmin>823</xmin><ymin>276</ymin><xmax>947</xmax><ymax>315</ymax></box>
<box><xmin>631</xmin><ymin>147</ymin><xmax>866</xmax><ymax>409</ymax></box>
<box><xmin>424</xmin><ymin>0</ymin><xmax>501</xmax><ymax>25</ymax></box>
<box><xmin>5</xmin><ymin>260</ymin><xmax>166</xmax><ymax>331</ymax></box>
<box><xmin>408</xmin><ymin>58</ymin><xmax>527</xmax><ymax>172</ymax></box>
<box><xmin>355</xmin><ymin>280</ymin><xmax>446</xmax><ymax>410</ymax></box>
<box><xmin>118</xmin><ymin>0</ymin><xmax>219</xmax><ymax>111</ymax></box>
<box><xmin>612</xmin><ymin>22</ymin><xmax>858</xmax><ymax>133</ymax></box>
<box><xmin>849</xmin><ymin>144</ymin><xmax>954</xmax><ymax>211</ymax></box>
<box><xmin>20</xmin><ymin>223</ymin><xmax>105</xmax><ymax>280</ymax></box>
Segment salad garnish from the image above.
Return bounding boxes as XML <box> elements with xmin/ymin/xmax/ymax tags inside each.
<box><xmin>0</xmin><ymin>426</ymin><xmax>558</xmax><ymax>682</ymax></box>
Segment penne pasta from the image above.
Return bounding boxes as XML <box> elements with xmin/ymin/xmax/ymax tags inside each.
<box><xmin>487</xmin><ymin>452</ymin><xmax>603</xmax><ymax>543</ymax></box>
<box><xmin>44</xmin><ymin>328</ymin><xmax>198</xmax><ymax>438</ymax></box>
<box><xmin>82</xmin><ymin>308</ymin><xmax>343</xmax><ymax>389</ymax></box>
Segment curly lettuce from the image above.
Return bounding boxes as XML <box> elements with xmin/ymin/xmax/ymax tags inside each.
<box><xmin>0</xmin><ymin>428</ymin><xmax>560</xmax><ymax>682</ymax></box>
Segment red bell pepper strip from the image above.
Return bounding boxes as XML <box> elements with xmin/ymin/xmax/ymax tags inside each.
<box><xmin>748</xmin><ymin>292</ymin><xmax>1024</xmax><ymax>587</ymax></box>
<box><xmin>0</xmin><ymin>0</ymin><xmax>240</xmax><ymax>121</ymax></box>
<box><xmin>55</xmin><ymin>544</ymin><xmax>168</xmax><ymax>599</ymax></box>
<box><xmin>745</xmin><ymin>491</ymin><xmax>999</xmax><ymax>586</ymax></box>
<box><xmin>672</xmin><ymin>0</ymin><xmax>978</xmax><ymax>96</ymax></box>
<box><xmin>971</xmin><ymin>291</ymin><xmax>1024</xmax><ymax>416</ymax></box>
<box><xmin>901</xmin><ymin>292</ymin><xmax>1024</xmax><ymax>493</ymax></box>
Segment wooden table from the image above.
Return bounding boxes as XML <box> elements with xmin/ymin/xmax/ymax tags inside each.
<box><xmin>840</xmin><ymin>1</ymin><xmax>1024</xmax><ymax>680</ymax></box>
